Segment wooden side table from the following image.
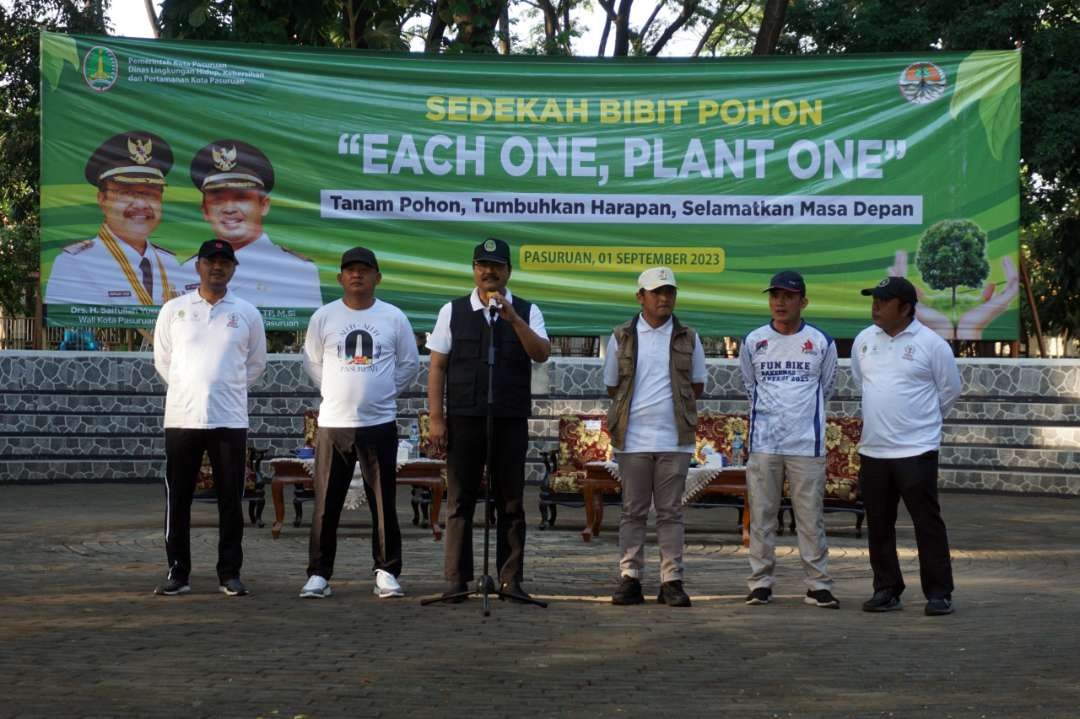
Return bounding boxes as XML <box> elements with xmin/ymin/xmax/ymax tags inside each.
<box><xmin>582</xmin><ymin>462</ymin><xmax>750</xmax><ymax>547</ymax></box>
<box><xmin>268</xmin><ymin>459</ymin><xmax>313</xmax><ymax>539</ymax></box>
<box><xmin>267</xmin><ymin>457</ymin><xmax>446</xmax><ymax>540</ymax></box>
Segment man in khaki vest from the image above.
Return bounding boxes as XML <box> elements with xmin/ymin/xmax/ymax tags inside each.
<box><xmin>602</xmin><ymin>267</ymin><xmax>706</xmax><ymax>607</ymax></box>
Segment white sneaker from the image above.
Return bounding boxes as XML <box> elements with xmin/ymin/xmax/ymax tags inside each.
<box><xmin>299</xmin><ymin>575</ymin><xmax>331</xmax><ymax>598</ymax></box>
<box><xmin>373</xmin><ymin>569</ymin><xmax>404</xmax><ymax>598</ymax></box>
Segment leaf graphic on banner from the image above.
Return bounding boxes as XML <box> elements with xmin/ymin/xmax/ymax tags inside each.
<box><xmin>979</xmin><ymin>84</ymin><xmax>1017</xmax><ymax>161</ymax></box>
<box><xmin>949</xmin><ymin>51</ymin><xmax>1020</xmax><ymax>161</ymax></box>
<box><xmin>41</xmin><ymin>33</ymin><xmax>80</xmax><ymax>92</ymax></box>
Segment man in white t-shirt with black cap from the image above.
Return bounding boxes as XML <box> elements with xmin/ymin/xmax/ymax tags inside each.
<box><xmin>152</xmin><ymin>239</ymin><xmax>267</xmax><ymax>597</ymax></box>
<box><xmin>851</xmin><ymin>276</ymin><xmax>962</xmax><ymax>617</ymax></box>
<box><xmin>299</xmin><ymin>247</ymin><xmax>420</xmax><ymax>599</ymax></box>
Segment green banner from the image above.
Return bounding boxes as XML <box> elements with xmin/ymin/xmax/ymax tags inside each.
<box><xmin>40</xmin><ymin>32</ymin><xmax>1020</xmax><ymax>338</ymax></box>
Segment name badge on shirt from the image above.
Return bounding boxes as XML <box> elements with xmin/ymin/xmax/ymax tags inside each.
<box><xmin>108</xmin><ymin>290</ymin><xmax>132</xmax><ymax>298</ymax></box>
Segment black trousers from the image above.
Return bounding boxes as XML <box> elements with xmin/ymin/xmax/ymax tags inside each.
<box><xmin>307</xmin><ymin>422</ymin><xmax>402</xmax><ymax>580</ymax></box>
<box><xmin>859</xmin><ymin>451</ymin><xmax>954</xmax><ymax>600</ymax></box>
<box><xmin>444</xmin><ymin>415</ymin><xmax>528</xmax><ymax>585</ymax></box>
<box><xmin>163</xmin><ymin>427</ymin><xmax>247</xmax><ymax>583</ymax></box>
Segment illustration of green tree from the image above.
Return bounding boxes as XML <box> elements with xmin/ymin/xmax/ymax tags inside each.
<box><xmin>915</xmin><ymin>219</ymin><xmax>991</xmax><ymax>307</ymax></box>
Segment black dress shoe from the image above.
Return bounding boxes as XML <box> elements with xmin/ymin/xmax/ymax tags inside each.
<box><xmin>657</xmin><ymin>580</ymin><xmax>692</xmax><ymax>607</ymax></box>
<box><xmin>499</xmin><ymin>579</ymin><xmax>532</xmax><ymax>602</ymax></box>
<box><xmin>612</xmin><ymin>576</ymin><xmax>645</xmax><ymax>605</ymax></box>
<box><xmin>442</xmin><ymin>581</ymin><xmax>468</xmax><ymax>603</ymax></box>
<box><xmin>862</xmin><ymin>589</ymin><xmax>902</xmax><ymax>612</ymax></box>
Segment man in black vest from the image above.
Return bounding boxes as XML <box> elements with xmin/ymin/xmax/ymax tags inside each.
<box><xmin>426</xmin><ymin>238</ymin><xmax>551</xmax><ymax>602</ymax></box>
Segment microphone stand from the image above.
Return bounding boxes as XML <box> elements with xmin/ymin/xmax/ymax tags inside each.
<box><xmin>422</xmin><ymin>301</ymin><xmax>547</xmax><ymax>615</ymax></box>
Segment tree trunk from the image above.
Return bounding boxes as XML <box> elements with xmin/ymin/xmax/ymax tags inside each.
<box><xmin>752</xmin><ymin>0</ymin><xmax>789</xmax><ymax>55</ymax></box>
<box><xmin>452</xmin><ymin>0</ymin><xmax>508</xmax><ymax>51</ymax></box>
<box><xmin>539</xmin><ymin>0</ymin><xmax>559</xmax><ymax>51</ymax></box>
<box><xmin>596</xmin><ymin>0</ymin><xmax>616</xmax><ymax>55</ymax></box>
<box><xmin>612</xmin><ymin>0</ymin><xmax>634</xmax><ymax>56</ymax></box>
<box><xmin>498</xmin><ymin>2</ymin><xmax>510</xmax><ymax>54</ymax></box>
<box><xmin>142</xmin><ymin>0</ymin><xmax>161</xmax><ymax>38</ymax></box>
<box><xmin>426</xmin><ymin>0</ymin><xmax>449</xmax><ymax>52</ymax></box>
<box><xmin>648</xmin><ymin>0</ymin><xmax>700</xmax><ymax>56</ymax></box>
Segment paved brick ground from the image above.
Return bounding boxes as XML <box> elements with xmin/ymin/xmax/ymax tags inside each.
<box><xmin>2</xmin><ymin>484</ymin><xmax>1079</xmax><ymax>718</ymax></box>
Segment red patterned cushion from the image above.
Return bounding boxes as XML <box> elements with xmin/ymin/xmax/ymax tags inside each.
<box><xmin>558</xmin><ymin>414</ymin><xmax>613</xmax><ymax>470</ymax></box>
<box><xmin>694</xmin><ymin>413</ymin><xmax>750</xmax><ymax>464</ymax></box>
<box><xmin>195</xmin><ymin>453</ymin><xmax>259</xmax><ymax>496</ymax></box>
<box><xmin>824</xmin><ymin>416</ymin><xmax>862</xmax><ymax>501</ymax></box>
<box><xmin>417</xmin><ymin>410</ymin><xmax>447</xmax><ymax>461</ymax></box>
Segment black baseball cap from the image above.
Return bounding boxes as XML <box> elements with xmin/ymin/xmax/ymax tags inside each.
<box><xmin>861</xmin><ymin>276</ymin><xmax>917</xmax><ymax>305</ymax></box>
<box><xmin>340</xmin><ymin>246</ymin><xmax>379</xmax><ymax>271</ymax></box>
<box><xmin>764</xmin><ymin>270</ymin><xmax>806</xmax><ymax>295</ymax></box>
<box><xmin>473</xmin><ymin>237</ymin><xmax>511</xmax><ymax>265</ymax></box>
<box><xmin>197</xmin><ymin>239</ymin><xmax>238</xmax><ymax>263</ymax></box>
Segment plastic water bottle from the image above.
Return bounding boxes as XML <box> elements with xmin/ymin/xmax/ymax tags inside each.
<box><xmin>408</xmin><ymin>419</ymin><xmax>421</xmax><ymax>459</ymax></box>
<box><xmin>731</xmin><ymin>431</ymin><xmax>744</xmax><ymax>467</ymax></box>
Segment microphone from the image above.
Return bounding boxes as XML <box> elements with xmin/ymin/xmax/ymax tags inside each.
<box><xmin>488</xmin><ymin>296</ymin><xmax>500</xmax><ymax>320</ymax></box>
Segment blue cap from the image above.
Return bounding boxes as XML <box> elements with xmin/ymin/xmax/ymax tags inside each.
<box><xmin>764</xmin><ymin>270</ymin><xmax>806</xmax><ymax>295</ymax></box>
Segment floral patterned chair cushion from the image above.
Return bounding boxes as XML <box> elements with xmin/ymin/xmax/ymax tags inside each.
<box><xmin>194</xmin><ymin>450</ymin><xmax>260</xmax><ymax>496</ymax></box>
<box><xmin>416</xmin><ymin>410</ymin><xmax>447</xmax><ymax>461</ymax></box>
<box><xmin>824</xmin><ymin>416</ymin><xmax>862</xmax><ymax>502</ymax></box>
<box><xmin>547</xmin><ymin>414</ymin><xmax>613</xmax><ymax>493</ymax></box>
<box><xmin>694</xmin><ymin>413</ymin><xmax>750</xmax><ymax>465</ymax></box>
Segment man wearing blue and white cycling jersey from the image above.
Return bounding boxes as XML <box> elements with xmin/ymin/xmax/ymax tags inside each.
<box><xmin>740</xmin><ymin>270</ymin><xmax>839</xmax><ymax>609</ymax></box>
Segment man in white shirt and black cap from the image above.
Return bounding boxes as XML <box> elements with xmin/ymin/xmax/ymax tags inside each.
<box><xmin>603</xmin><ymin>267</ymin><xmax>706</xmax><ymax>608</ymax></box>
<box><xmin>850</xmin><ymin>276</ymin><xmax>962</xmax><ymax>616</ymax></box>
<box><xmin>186</xmin><ymin>140</ymin><xmax>322</xmax><ymax>308</ymax></box>
<box><xmin>426</xmin><ymin>238</ymin><xmax>551</xmax><ymax>603</ymax></box>
<box><xmin>298</xmin><ymin>247</ymin><xmax>420</xmax><ymax>599</ymax></box>
<box><xmin>152</xmin><ymin>239</ymin><xmax>267</xmax><ymax>597</ymax></box>
<box><xmin>45</xmin><ymin>131</ymin><xmax>184</xmax><ymax>307</ymax></box>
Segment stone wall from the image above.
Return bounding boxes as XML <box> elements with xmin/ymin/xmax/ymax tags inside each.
<box><xmin>1</xmin><ymin>351</ymin><xmax>1078</xmax><ymax>495</ymax></box>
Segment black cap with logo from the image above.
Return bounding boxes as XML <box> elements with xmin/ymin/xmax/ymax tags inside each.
<box><xmin>861</xmin><ymin>276</ymin><xmax>917</xmax><ymax>305</ymax></box>
<box><xmin>190</xmin><ymin>140</ymin><xmax>275</xmax><ymax>193</ymax></box>
<box><xmin>197</xmin><ymin>239</ymin><xmax>238</xmax><ymax>264</ymax></box>
<box><xmin>340</xmin><ymin>247</ymin><xmax>379</xmax><ymax>271</ymax></box>
<box><xmin>763</xmin><ymin>270</ymin><xmax>806</xmax><ymax>295</ymax></box>
<box><xmin>85</xmin><ymin>131</ymin><xmax>173</xmax><ymax>187</ymax></box>
<box><xmin>473</xmin><ymin>237</ymin><xmax>511</xmax><ymax>265</ymax></box>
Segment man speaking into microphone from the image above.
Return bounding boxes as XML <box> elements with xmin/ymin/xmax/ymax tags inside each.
<box><xmin>426</xmin><ymin>238</ymin><xmax>551</xmax><ymax>602</ymax></box>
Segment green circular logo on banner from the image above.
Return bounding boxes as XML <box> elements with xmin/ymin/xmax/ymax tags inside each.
<box><xmin>83</xmin><ymin>46</ymin><xmax>119</xmax><ymax>92</ymax></box>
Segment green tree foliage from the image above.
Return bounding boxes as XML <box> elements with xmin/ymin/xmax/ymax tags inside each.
<box><xmin>158</xmin><ymin>1</ymin><xmax>412</xmax><ymax>50</ymax></box>
<box><xmin>0</xmin><ymin>1</ymin><xmax>110</xmax><ymax>316</ymax></box>
<box><xmin>1023</xmin><ymin>201</ymin><xmax>1080</xmax><ymax>341</ymax></box>
<box><xmin>915</xmin><ymin>219</ymin><xmax>991</xmax><ymax>307</ymax></box>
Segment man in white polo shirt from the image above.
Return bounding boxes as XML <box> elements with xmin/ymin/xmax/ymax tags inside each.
<box><xmin>152</xmin><ymin>239</ymin><xmax>267</xmax><ymax>597</ymax></box>
<box><xmin>604</xmin><ymin>267</ymin><xmax>706</xmax><ymax>608</ymax></box>
<box><xmin>298</xmin><ymin>247</ymin><xmax>420</xmax><ymax>599</ymax></box>
<box><xmin>851</xmin><ymin>276</ymin><xmax>962</xmax><ymax>616</ymax></box>
<box><xmin>741</xmin><ymin>270</ymin><xmax>839</xmax><ymax>609</ymax></box>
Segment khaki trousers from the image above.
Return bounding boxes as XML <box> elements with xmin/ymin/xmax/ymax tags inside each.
<box><xmin>746</xmin><ymin>452</ymin><xmax>832</xmax><ymax>591</ymax></box>
<box><xmin>617</xmin><ymin>452</ymin><xmax>691</xmax><ymax>583</ymax></box>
